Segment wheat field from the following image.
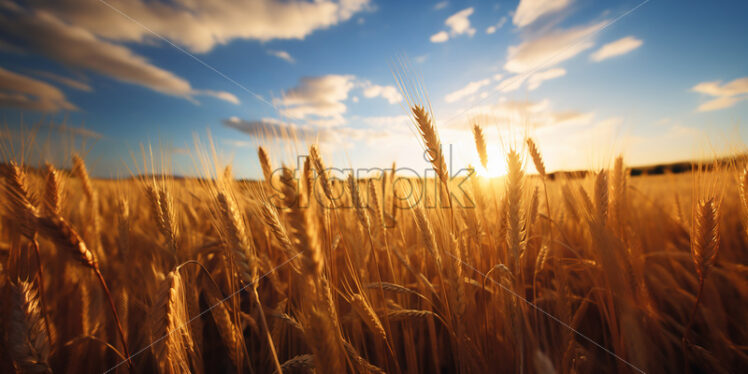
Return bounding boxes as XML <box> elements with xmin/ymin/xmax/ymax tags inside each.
<box><xmin>1</xmin><ymin>107</ymin><xmax>747</xmax><ymax>374</ymax></box>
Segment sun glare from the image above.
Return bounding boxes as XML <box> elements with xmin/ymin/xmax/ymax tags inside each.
<box><xmin>475</xmin><ymin>159</ymin><xmax>508</xmax><ymax>178</ymax></box>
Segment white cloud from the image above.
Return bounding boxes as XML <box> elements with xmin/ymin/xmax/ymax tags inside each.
<box><xmin>696</xmin><ymin>95</ymin><xmax>744</xmax><ymax>112</ymax></box>
<box><xmin>504</xmin><ymin>21</ymin><xmax>604</xmax><ymax>73</ymax></box>
<box><xmin>268</xmin><ymin>50</ymin><xmax>295</xmax><ymax>63</ymax></box>
<box><xmin>445</xmin><ymin>78</ymin><xmax>491</xmax><ymax>103</ymax></box>
<box><xmin>32</xmin><ymin>0</ymin><xmax>371</xmax><ymax>53</ymax></box>
<box><xmin>485</xmin><ymin>17</ymin><xmax>507</xmax><ymax>34</ymax></box>
<box><xmin>199</xmin><ymin>90</ymin><xmax>241</xmax><ymax>105</ymax></box>
<box><xmin>513</xmin><ymin>0</ymin><xmax>573</xmax><ymax>27</ymax></box>
<box><xmin>527</xmin><ymin>68</ymin><xmax>566</xmax><ymax>90</ymax></box>
<box><xmin>361</xmin><ymin>82</ymin><xmax>403</xmax><ymax>104</ymax></box>
<box><xmin>0</xmin><ymin>8</ymin><xmax>238</xmax><ymax>104</ymax></box>
<box><xmin>445</xmin><ymin>7</ymin><xmax>476</xmax><ymax>36</ymax></box>
<box><xmin>692</xmin><ymin>78</ymin><xmax>748</xmax><ymax>97</ymax></box>
<box><xmin>276</xmin><ymin>74</ymin><xmax>354</xmax><ymax>123</ymax></box>
<box><xmin>272</xmin><ymin>76</ymin><xmax>401</xmax><ymax>128</ymax></box>
<box><xmin>431</xmin><ymin>7</ymin><xmax>475</xmax><ymax>43</ymax></box>
<box><xmin>590</xmin><ymin>36</ymin><xmax>643</xmax><ymax>62</ymax></box>
<box><xmin>430</xmin><ymin>31</ymin><xmax>449</xmax><ymax>43</ymax></box>
<box><xmin>434</xmin><ymin>1</ymin><xmax>449</xmax><ymax>10</ymax></box>
<box><xmin>0</xmin><ymin>66</ymin><xmax>76</xmax><ymax>112</ymax></box>
<box><xmin>691</xmin><ymin>77</ymin><xmax>748</xmax><ymax>112</ymax></box>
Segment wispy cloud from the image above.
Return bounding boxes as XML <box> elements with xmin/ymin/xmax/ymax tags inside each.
<box><xmin>445</xmin><ymin>78</ymin><xmax>491</xmax><ymax>103</ymax></box>
<box><xmin>450</xmin><ymin>98</ymin><xmax>594</xmax><ymax>131</ymax></box>
<box><xmin>590</xmin><ymin>36</ymin><xmax>643</xmax><ymax>62</ymax></box>
<box><xmin>48</xmin><ymin>122</ymin><xmax>104</xmax><ymax>139</ymax></box>
<box><xmin>223</xmin><ymin>117</ymin><xmax>319</xmax><ymax>139</ymax></box>
<box><xmin>223</xmin><ymin>116</ymin><xmax>397</xmax><ymax>150</ymax></box>
<box><xmin>527</xmin><ymin>68</ymin><xmax>566</xmax><ymax>90</ymax></box>
<box><xmin>30</xmin><ymin>70</ymin><xmax>92</xmax><ymax>92</ymax></box>
<box><xmin>0</xmin><ymin>66</ymin><xmax>76</xmax><ymax>112</ymax></box>
<box><xmin>434</xmin><ymin>1</ymin><xmax>449</xmax><ymax>11</ymax></box>
<box><xmin>199</xmin><ymin>90</ymin><xmax>240</xmax><ymax>105</ymax></box>
<box><xmin>504</xmin><ymin>21</ymin><xmax>604</xmax><ymax>73</ymax></box>
<box><xmin>268</xmin><ymin>50</ymin><xmax>295</xmax><ymax>63</ymax></box>
<box><xmin>513</xmin><ymin>0</ymin><xmax>573</xmax><ymax>28</ymax></box>
<box><xmin>0</xmin><ymin>7</ymin><xmax>238</xmax><ymax>104</ymax></box>
<box><xmin>414</xmin><ymin>55</ymin><xmax>428</xmax><ymax>64</ymax></box>
<box><xmin>32</xmin><ymin>0</ymin><xmax>371</xmax><ymax>53</ymax></box>
<box><xmin>430</xmin><ymin>7</ymin><xmax>475</xmax><ymax>43</ymax></box>
<box><xmin>691</xmin><ymin>77</ymin><xmax>748</xmax><ymax>112</ymax></box>
<box><xmin>496</xmin><ymin>74</ymin><xmax>529</xmax><ymax>93</ymax></box>
<box><xmin>485</xmin><ymin>17</ymin><xmax>507</xmax><ymax>34</ymax></box>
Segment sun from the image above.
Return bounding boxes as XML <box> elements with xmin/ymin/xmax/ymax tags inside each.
<box><xmin>474</xmin><ymin>159</ymin><xmax>508</xmax><ymax>178</ymax></box>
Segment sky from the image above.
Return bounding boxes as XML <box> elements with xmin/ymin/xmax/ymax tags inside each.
<box><xmin>0</xmin><ymin>0</ymin><xmax>747</xmax><ymax>178</ymax></box>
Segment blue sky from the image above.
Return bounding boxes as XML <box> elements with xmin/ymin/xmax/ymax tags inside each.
<box><xmin>0</xmin><ymin>0</ymin><xmax>747</xmax><ymax>178</ymax></box>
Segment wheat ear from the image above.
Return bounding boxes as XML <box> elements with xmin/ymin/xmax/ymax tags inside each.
<box><xmin>473</xmin><ymin>124</ymin><xmax>488</xmax><ymax>169</ymax></box>
<box><xmin>594</xmin><ymin>170</ymin><xmax>609</xmax><ymax>225</ymax></box>
<box><xmin>683</xmin><ymin>198</ymin><xmax>720</xmax><ymax>358</ymax></box>
<box><xmin>740</xmin><ymin>167</ymin><xmax>748</xmax><ymax>238</ymax></box>
<box><xmin>350</xmin><ymin>294</ymin><xmax>387</xmax><ymax>341</ymax></box>
<box><xmin>506</xmin><ymin>149</ymin><xmax>524</xmax><ymax>277</ymax></box>
<box><xmin>275</xmin><ymin>354</ymin><xmax>315</xmax><ymax>373</ymax></box>
<box><xmin>348</xmin><ymin>174</ymin><xmax>370</xmax><ymax>230</ymax></box>
<box><xmin>412</xmin><ymin>105</ymin><xmax>449</xmax><ymax>186</ymax></box>
<box><xmin>216</xmin><ymin>191</ymin><xmax>257</xmax><ymax>285</ymax></box>
<box><xmin>309</xmin><ymin>145</ymin><xmax>334</xmax><ymax>203</ymax></box>
<box><xmin>36</xmin><ymin>215</ymin><xmax>132</xmax><ymax>369</ymax></box>
<box><xmin>526</xmin><ymin>138</ymin><xmax>546</xmax><ymax>177</ymax></box>
<box><xmin>151</xmin><ymin>270</ymin><xmax>193</xmax><ymax>373</ymax></box>
<box><xmin>3</xmin><ymin>162</ymin><xmax>37</xmax><ymax>238</ymax></box>
<box><xmin>42</xmin><ymin>163</ymin><xmax>61</xmax><ymax>217</ymax></box>
<box><xmin>7</xmin><ymin>280</ymin><xmax>51</xmax><ymax>374</ymax></box>
<box><xmin>260</xmin><ymin>201</ymin><xmax>294</xmax><ymax>255</ymax></box>
<box><xmin>258</xmin><ymin>146</ymin><xmax>273</xmax><ymax>184</ymax></box>
<box><xmin>3</xmin><ymin>163</ymin><xmax>53</xmax><ymax>348</ymax></box>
